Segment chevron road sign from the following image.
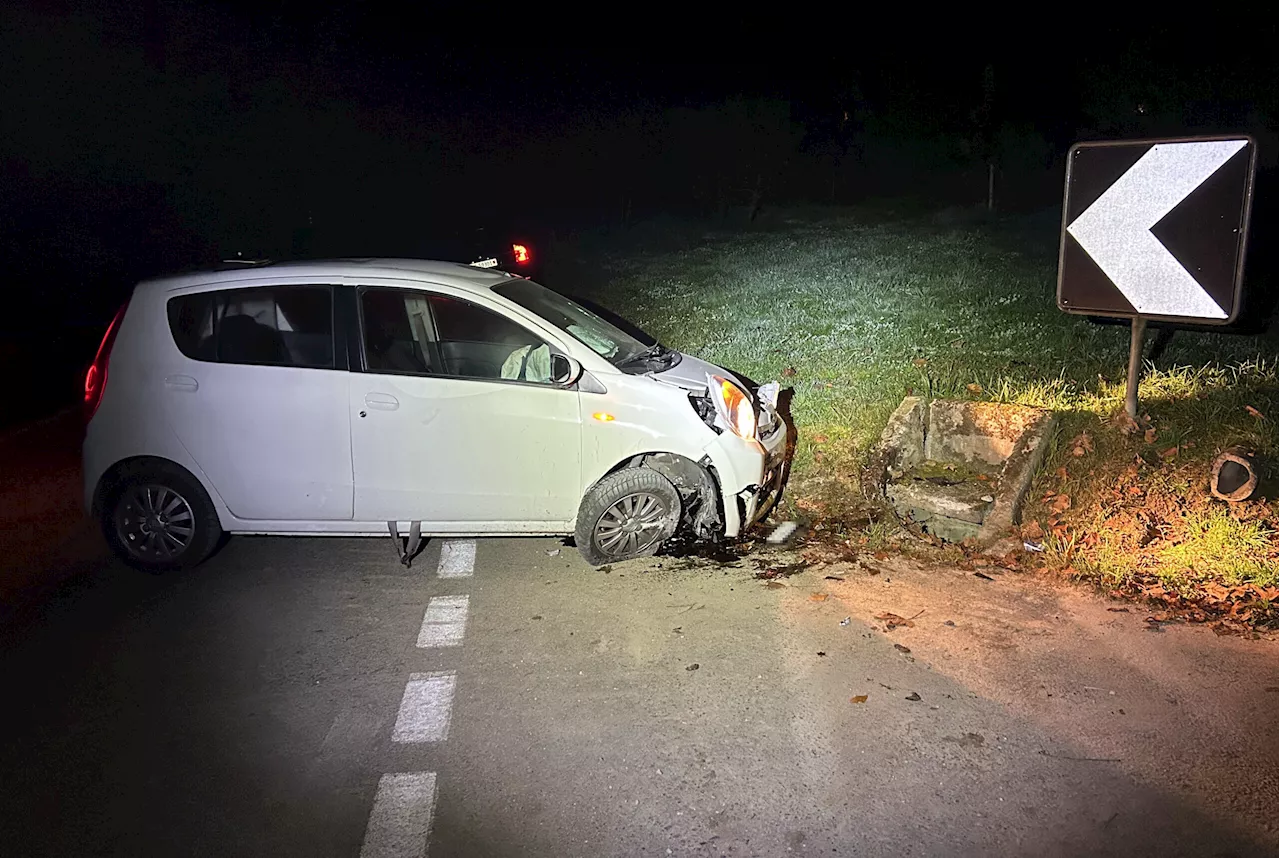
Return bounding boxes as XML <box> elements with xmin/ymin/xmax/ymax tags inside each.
<box><xmin>1057</xmin><ymin>137</ymin><xmax>1257</xmax><ymax>324</ymax></box>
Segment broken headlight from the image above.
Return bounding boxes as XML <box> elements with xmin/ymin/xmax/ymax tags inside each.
<box><xmin>710</xmin><ymin>374</ymin><xmax>757</xmax><ymax>440</ymax></box>
<box><xmin>689</xmin><ymin>392</ymin><xmax>722</xmax><ymax>433</ymax></box>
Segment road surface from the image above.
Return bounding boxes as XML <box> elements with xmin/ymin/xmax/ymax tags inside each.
<box><xmin>0</xmin><ymin>415</ymin><xmax>1276</xmax><ymax>857</ymax></box>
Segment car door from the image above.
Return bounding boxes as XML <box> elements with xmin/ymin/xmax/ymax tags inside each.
<box><xmin>348</xmin><ymin>283</ymin><xmax>582</xmax><ymax>528</ymax></box>
<box><xmin>163</xmin><ymin>283</ymin><xmax>353</xmax><ymax>521</ymax></box>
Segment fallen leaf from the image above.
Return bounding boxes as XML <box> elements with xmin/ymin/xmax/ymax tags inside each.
<box><xmin>1246</xmin><ymin>405</ymin><xmax>1263</xmax><ymax>419</ymax></box>
<box><xmin>905</xmin><ymin>692</ymin><xmax>922</xmax><ymax>702</ymax></box>
<box><xmin>967</xmin><ymin>383</ymin><xmax>983</xmax><ymax>394</ymax></box>
<box><xmin>850</xmin><ymin>695</ymin><xmax>868</xmax><ymax>704</ymax></box>
<box><xmin>875</xmin><ymin>611</ymin><xmax>915</xmax><ymax>630</ymax></box>
<box><xmin>893</xmin><ymin>643</ymin><xmax>911</xmax><ymax>654</ymax></box>
<box><xmin>1054</xmin><ymin>466</ymin><xmax>1069</xmax><ymax>479</ymax></box>
<box><xmin>1106</xmin><ymin>607</ymin><xmax>1130</xmax><ymax>613</ymax></box>
<box><xmin>812</xmin><ymin>433</ymin><xmax>829</xmax><ymax>444</ymax></box>
<box><xmin>977</xmin><ymin>473</ymin><xmax>990</xmax><ymax>481</ymax></box>
<box><xmin>816</xmin><ymin>651</ymin><xmax>827</xmax><ymax>657</ymax></box>
<box><xmin>912</xmin><ymin>358</ymin><xmax>928</xmax><ymax>368</ymax></box>
<box><xmin>685</xmin><ymin>663</ymin><xmax>700</xmax><ymax>671</ymax></box>
<box><xmin>1159</xmin><ymin>446</ymin><xmax>1179</xmax><ymax>458</ymax></box>
<box><xmin>765</xmin><ymin>580</ymin><xmax>786</xmax><ymax>589</ymax></box>
<box><xmin>974</xmin><ymin>571</ymin><xmax>995</xmax><ymax>581</ymax></box>
<box><xmin>1023</xmin><ymin>520</ymin><xmax>1045</xmax><ymax>540</ymax></box>
<box><xmin>1144</xmin><ymin>428</ymin><xmax>1157</xmax><ymax>444</ymax></box>
<box><xmin>824</xmin><ymin>575</ymin><xmax>845</xmax><ymax>581</ymax></box>
<box><xmin>813</xmin><ymin>450</ymin><xmax>826</xmax><ymax>462</ymax></box>
<box><xmin>809</xmin><ymin>593</ymin><xmax>829</xmax><ymax>602</ymax></box>
<box><xmin>781</xmin><ymin>366</ymin><xmax>797</xmax><ymax>377</ymax></box>
<box><xmin>1048</xmin><ymin>494</ymin><xmax>1072</xmax><ymax>514</ymax></box>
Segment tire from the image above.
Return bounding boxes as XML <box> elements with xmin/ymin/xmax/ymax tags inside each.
<box><xmin>574</xmin><ymin>468</ymin><xmax>682</xmax><ymax>566</ymax></box>
<box><xmin>100</xmin><ymin>460</ymin><xmax>223</xmax><ymax>573</ymax></box>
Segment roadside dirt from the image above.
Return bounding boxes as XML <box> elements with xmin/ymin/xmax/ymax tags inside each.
<box><xmin>744</xmin><ymin>546</ymin><xmax>1279</xmax><ymax>846</ymax></box>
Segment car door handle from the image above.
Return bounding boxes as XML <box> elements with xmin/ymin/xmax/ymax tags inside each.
<box><xmin>364</xmin><ymin>392</ymin><xmax>399</xmax><ymax>411</ymax></box>
<box><xmin>164</xmin><ymin>375</ymin><xmax>198</xmax><ymax>392</ymax></box>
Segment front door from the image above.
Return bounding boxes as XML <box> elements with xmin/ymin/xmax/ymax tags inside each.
<box><xmin>163</xmin><ymin>283</ymin><xmax>353</xmax><ymax>521</ymax></box>
<box><xmin>349</xmin><ymin>285</ymin><xmax>582</xmax><ymax>528</ymax></box>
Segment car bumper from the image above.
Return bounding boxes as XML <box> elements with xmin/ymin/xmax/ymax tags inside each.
<box><xmin>703</xmin><ymin>419</ymin><xmax>791</xmax><ymax>538</ymax></box>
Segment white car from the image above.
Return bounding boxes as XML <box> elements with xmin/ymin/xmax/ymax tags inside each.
<box><xmin>82</xmin><ymin>259</ymin><xmax>791</xmax><ymax>571</ymax></box>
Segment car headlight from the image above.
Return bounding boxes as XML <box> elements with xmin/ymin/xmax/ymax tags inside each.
<box><xmin>710</xmin><ymin>374</ymin><xmax>757</xmax><ymax>440</ymax></box>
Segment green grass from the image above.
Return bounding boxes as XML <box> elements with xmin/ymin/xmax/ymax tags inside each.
<box><xmin>559</xmin><ymin>206</ymin><xmax>1278</xmax><ymax>616</ymax></box>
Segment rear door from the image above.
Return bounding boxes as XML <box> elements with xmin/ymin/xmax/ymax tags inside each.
<box><xmin>163</xmin><ymin>283</ymin><xmax>353</xmax><ymax>521</ymax></box>
<box><xmin>348</xmin><ymin>283</ymin><xmax>582</xmax><ymax>527</ymax></box>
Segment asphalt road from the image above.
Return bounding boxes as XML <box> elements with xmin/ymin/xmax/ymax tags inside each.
<box><xmin>0</xmin><ymin>417</ymin><xmax>1276</xmax><ymax>857</ymax></box>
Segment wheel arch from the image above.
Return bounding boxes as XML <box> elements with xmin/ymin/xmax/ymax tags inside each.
<box><xmin>595</xmin><ymin>451</ymin><xmax>725</xmax><ymax>540</ymax></box>
<box><xmin>92</xmin><ymin>455</ymin><xmax>214</xmax><ymax>522</ymax></box>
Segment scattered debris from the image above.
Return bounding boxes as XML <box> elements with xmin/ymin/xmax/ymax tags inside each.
<box><xmin>943</xmin><ymin>620</ymin><xmax>955</xmax><ymax>626</ymax></box>
<box><xmin>1038</xmin><ymin>750</ymin><xmax>1121</xmax><ymax>763</ymax></box>
<box><xmin>893</xmin><ymin>644</ymin><xmax>911</xmax><ymax>654</ymax></box>
<box><xmin>599</xmin><ymin>565</ymin><xmax>612</xmax><ymax>573</ymax></box>
<box><xmin>685</xmin><ymin>663</ymin><xmax>700</xmax><ymax>671</ymax></box>
<box><xmin>1023</xmin><ymin>541</ymin><xmax>1044</xmax><ymax>552</ymax></box>
<box><xmin>876</xmin><ymin>609</ymin><xmax>925</xmax><ymax>630</ymax></box>
<box><xmin>850</xmin><ymin>695</ymin><xmax>868</xmax><ymax>704</ymax></box>
<box><xmin>973</xmin><ymin>571</ymin><xmax>995</xmax><ymax>581</ymax></box>
<box><xmin>782</xmin><ymin>366</ymin><xmax>798</xmax><ymax>377</ymax></box>
<box><xmin>546</xmin><ymin>548</ymin><xmax>561</xmax><ymax>557</ymax></box>
<box><xmin>966</xmin><ymin>383</ymin><xmax>983</xmax><ymax>394</ymax></box>
<box><xmin>824</xmin><ymin>575</ymin><xmax>845</xmax><ymax>582</ymax></box>
<box><xmin>1143</xmin><ymin>427</ymin><xmax>1157</xmax><ymax>444</ymax></box>
<box><xmin>809</xmin><ymin>593</ymin><xmax>829</xmax><ymax>602</ymax></box>
<box><xmin>754</xmin><ymin>562</ymin><xmax>807</xmax><ymax>580</ymax></box>
<box><xmin>531</xmin><ymin>615</ymin><xmax>543</xmax><ymax>620</ymax></box>
<box><xmin>816</xmin><ymin>651</ymin><xmax>827</xmax><ymax>657</ymax></box>
<box><xmin>1106</xmin><ymin>607</ymin><xmax>1130</xmax><ymax>613</ymax></box>
<box><xmin>1245</xmin><ymin>405</ymin><xmax>1264</xmax><ymax>419</ymax></box>
<box><xmin>905</xmin><ymin>692</ymin><xmax>922</xmax><ymax>702</ymax></box>
<box><xmin>839</xmin><ymin>617</ymin><xmax>852</xmax><ymax>627</ymax></box>
<box><xmin>766</xmin><ymin>521</ymin><xmax>800</xmax><ymax>544</ymax></box>
<box><xmin>672</xmin><ymin>627</ymin><xmax>682</xmax><ymax>634</ymax></box>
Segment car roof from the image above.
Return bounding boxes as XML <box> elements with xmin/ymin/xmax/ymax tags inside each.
<box><xmin>135</xmin><ymin>258</ymin><xmax>518</xmax><ymax>296</ymax></box>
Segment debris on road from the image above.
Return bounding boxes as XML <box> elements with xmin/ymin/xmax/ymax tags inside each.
<box><xmin>1023</xmin><ymin>541</ymin><xmax>1044</xmax><ymax>552</ymax></box>
<box><xmin>766</xmin><ymin>521</ymin><xmax>800</xmax><ymax>544</ymax></box>
<box><xmin>686</xmin><ymin>663</ymin><xmax>700</xmax><ymax>671</ymax></box>
<box><xmin>824</xmin><ymin>575</ymin><xmax>845</xmax><ymax>581</ymax></box>
<box><xmin>974</xmin><ymin>571</ymin><xmax>995</xmax><ymax>581</ymax></box>
<box><xmin>754</xmin><ymin>562</ymin><xmax>807</xmax><ymax>580</ymax></box>
<box><xmin>893</xmin><ymin>644</ymin><xmax>911</xmax><ymax>654</ymax></box>
<box><xmin>850</xmin><ymin>695</ymin><xmax>868</xmax><ymax>704</ymax></box>
<box><xmin>817</xmin><ymin>651</ymin><xmax>827</xmax><ymax>657</ymax></box>
<box><xmin>905</xmin><ymin>692</ymin><xmax>922</xmax><ymax>702</ymax></box>
<box><xmin>943</xmin><ymin>620</ymin><xmax>956</xmax><ymax>626</ymax></box>
<box><xmin>809</xmin><ymin>593</ymin><xmax>829</xmax><ymax>602</ymax></box>
<box><xmin>546</xmin><ymin>548</ymin><xmax>561</xmax><ymax>557</ymax></box>
<box><xmin>876</xmin><ymin>609</ymin><xmax>924</xmax><ymax>630</ymax></box>
<box><xmin>1107</xmin><ymin>607</ymin><xmax>1130</xmax><ymax>613</ymax></box>
<box><xmin>839</xmin><ymin>616</ymin><xmax>852</xmax><ymax>626</ymax></box>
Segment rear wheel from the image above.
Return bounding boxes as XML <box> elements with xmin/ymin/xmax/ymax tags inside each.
<box><xmin>100</xmin><ymin>461</ymin><xmax>223</xmax><ymax>573</ymax></box>
<box><xmin>575</xmin><ymin>468</ymin><xmax>681</xmax><ymax>566</ymax></box>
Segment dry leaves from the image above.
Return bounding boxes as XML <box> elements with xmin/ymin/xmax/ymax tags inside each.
<box><xmin>966</xmin><ymin>383</ymin><xmax>983</xmax><ymax>394</ymax></box>
<box><xmin>1070</xmin><ymin>431</ymin><xmax>1094</xmax><ymax>457</ymax></box>
<box><xmin>809</xmin><ymin>593</ymin><xmax>829</xmax><ymax>602</ymax></box>
<box><xmin>1143</xmin><ymin>427</ymin><xmax>1157</xmax><ymax>444</ymax></box>
<box><xmin>812</xmin><ymin>433</ymin><xmax>829</xmax><ymax>444</ymax></box>
<box><xmin>781</xmin><ymin>366</ymin><xmax>797</xmax><ymax>377</ymax></box>
<box><xmin>850</xmin><ymin>695</ymin><xmax>868</xmax><ymax>704</ymax></box>
<box><xmin>1043</xmin><ymin>492</ymin><xmax>1072</xmax><ymax>514</ymax></box>
<box><xmin>1245</xmin><ymin>405</ymin><xmax>1264</xmax><ymax>419</ymax></box>
<box><xmin>875</xmin><ymin>611</ymin><xmax>920</xmax><ymax>630</ymax></box>
<box><xmin>911</xmin><ymin>358</ymin><xmax>928</xmax><ymax>369</ymax></box>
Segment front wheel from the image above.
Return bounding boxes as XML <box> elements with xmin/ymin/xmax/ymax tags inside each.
<box><xmin>101</xmin><ymin>462</ymin><xmax>223</xmax><ymax>573</ymax></box>
<box><xmin>575</xmin><ymin>468</ymin><xmax>681</xmax><ymax>566</ymax></box>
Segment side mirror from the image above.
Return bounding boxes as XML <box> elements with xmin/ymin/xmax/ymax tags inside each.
<box><xmin>550</xmin><ymin>353</ymin><xmax>584</xmax><ymax>387</ymax></box>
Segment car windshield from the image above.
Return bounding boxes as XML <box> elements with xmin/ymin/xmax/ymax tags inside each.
<box><xmin>493</xmin><ymin>280</ymin><xmax>655</xmax><ymax>369</ymax></box>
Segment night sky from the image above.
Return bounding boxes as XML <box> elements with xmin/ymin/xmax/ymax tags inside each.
<box><xmin>0</xmin><ymin>1</ymin><xmax>1275</xmax><ymax>325</ymax></box>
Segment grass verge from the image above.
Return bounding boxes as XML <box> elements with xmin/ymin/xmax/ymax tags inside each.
<box><xmin>559</xmin><ymin>206</ymin><xmax>1278</xmax><ymax>628</ymax></box>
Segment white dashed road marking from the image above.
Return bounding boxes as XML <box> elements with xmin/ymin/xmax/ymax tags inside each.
<box><xmin>436</xmin><ymin>539</ymin><xmax>476</xmax><ymax>578</ymax></box>
<box><xmin>360</xmin><ymin>771</ymin><xmax>437</xmax><ymax>858</ymax></box>
<box><xmin>416</xmin><ymin>595</ymin><xmax>469</xmax><ymax>648</ymax></box>
<box><xmin>392</xmin><ymin>671</ymin><xmax>457</xmax><ymax>743</ymax></box>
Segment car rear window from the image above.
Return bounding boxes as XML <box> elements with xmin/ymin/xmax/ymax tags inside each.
<box><xmin>167</xmin><ymin>285</ymin><xmax>334</xmax><ymax>368</ymax></box>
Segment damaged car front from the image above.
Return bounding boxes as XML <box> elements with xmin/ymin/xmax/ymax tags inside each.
<box><xmin>491</xmin><ymin>278</ymin><xmax>792</xmax><ymax>564</ymax></box>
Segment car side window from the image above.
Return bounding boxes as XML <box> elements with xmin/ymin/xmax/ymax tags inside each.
<box><xmin>360</xmin><ymin>288</ymin><xmax>433</xmax><ymax>374</ymax></box>
<box><xmin>428</xmin><ymin>294</ymin><xmax>554</xmax><ymax>383</ymax></box>
<box><xmin>167</xmin><ymin>285</ymin><xmax>333</xmax><ymax>368</ymax></box>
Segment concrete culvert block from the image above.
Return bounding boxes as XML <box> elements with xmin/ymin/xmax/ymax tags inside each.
<box><xmin>1210</xmin><ymin>446</ymin><xmax>1259</xmax><ymax>502</ymax></box>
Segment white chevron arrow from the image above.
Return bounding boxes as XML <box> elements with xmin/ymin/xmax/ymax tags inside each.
<box><xmin>1067</xmin><ymin>139</ymin><xmax>1247</xmax><ymax>319</ymax></box>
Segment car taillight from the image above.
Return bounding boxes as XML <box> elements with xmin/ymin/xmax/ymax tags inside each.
<box><xmin>85</xmin><ymin>300</ymin><xmax>129</xmax><ymax>422</ymax></box>
<box><xmin>512</xmin><ymin>243</ymin><xmax>531</xmax><ymax>265</ymax></box>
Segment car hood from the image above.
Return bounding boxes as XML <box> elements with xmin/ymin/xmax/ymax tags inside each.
<box><xmin>648</xmin><ymin>352</ymin><xmax>749</xmax><ymax>395</ymax></box>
